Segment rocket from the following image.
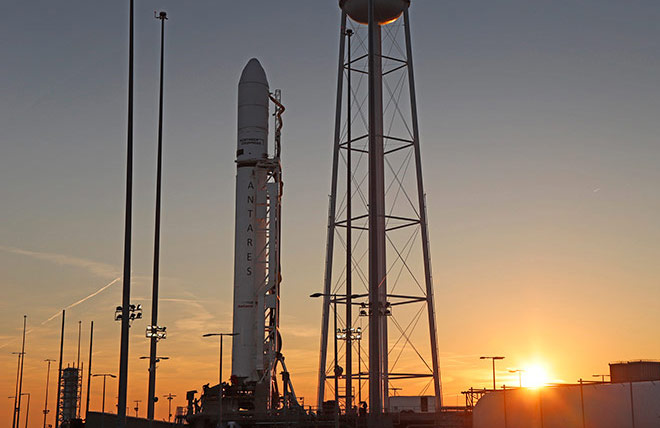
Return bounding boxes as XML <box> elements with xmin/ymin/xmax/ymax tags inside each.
<box><xmin>231</xmin><ymin>58</ymin><xmax>271</xmax><ymax>382</ymax></box>
<box><xmin>230</xmin><ymin>58</ymin><xmax>292</xmax><ymax>412</ymax></box>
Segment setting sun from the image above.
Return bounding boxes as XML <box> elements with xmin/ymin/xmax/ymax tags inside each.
<box><xmin>523</xmin><ymin>364</ymin><xmax>550</xmax><ymax>388</ymax></box>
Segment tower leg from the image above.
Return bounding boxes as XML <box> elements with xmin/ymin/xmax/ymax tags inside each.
<box><xmin>404</xmin><ymin>10</ymin><xmax>443</xmax><ymax>411</ymax></box>
<box><xmin>318</xmin><ymin>10</ymin><xmax>347</xmax><ymax>410</ymax></box>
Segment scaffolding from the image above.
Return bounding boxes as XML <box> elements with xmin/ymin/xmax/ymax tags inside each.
<box><xmin>58</xmin><ymin>366</ymin><xmax>82</xmax><ymax>424</ymax></box>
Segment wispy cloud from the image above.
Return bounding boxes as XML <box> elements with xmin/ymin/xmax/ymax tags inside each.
<box><xmin>0</xmin><ymin>245</ymin><xmax>119</xmax><ymax>278</ymax></box>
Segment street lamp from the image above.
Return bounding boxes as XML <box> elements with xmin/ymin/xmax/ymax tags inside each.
<box><xmin>92</xmin><ymin>374</ymin><xmax>116</xmax><ymax>414</ymax></box>
<box><xmin>9</xmin><ymin>393</ymin><xmax>30</xmax><ymax>428</ymax></box>
<box><xmin>337</xmin><ymin>327</ymin><xmax>363</xmax><ymax>407</ymax></box>
<box><xmin>311</xmin><ymin>293</ymin><xmax>359</xmax><ymax>422</ymax></box>
<box><xmin>311</xmin><ymin>292</ymin><xmax>341</xmax><ymax>417</ymax></box>
<box><xmin>593</xmin><ymin>374</ymin><xmax>610</xmax><ymax>383</ymax></box>
<box><xmin>43</xmin><ymin>359</ymin><xmax>56</xmax><ymax>428</ymax></box>
<box><xmin>11</xmin><ymin>351</ymin><xmax>25</xmax><ymax>428</ymax></box>
<box><xmin>139</xmin><ymin>356</ymin><xmax>169</xmax><ymax>365</ymax></box>
<box><xmin>202</xmin><ymin>332</ymin><xmax>237</xmax><ymax>427</ymax></box>
<box><xmin>508</xmin><ymin>369</ymin><xmax>525</xmax><ymax>388</ymax></box>
<box><xmin>133</xmin><ymin>400</ymin><xmax>142</xmax><ymax>417</ymax></box>
<box><xmin>163</xmin><ymin>394</ymin><xmax>176</xmax><ymax>423</ymax></box>
<box><xmin>480</xmin><ymin>356</ymin><xmax>505</xmax><ymax>390</ymax></box>
<box><xmin>144</xmin><ymin>326</ymin><xmax>167</xmax><ymax>422</ymax></box>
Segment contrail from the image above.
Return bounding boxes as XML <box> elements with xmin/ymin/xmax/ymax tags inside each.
<box><xmin>42</xmin><ymin>277</ymin><xmax>121</xmax><ymax>325</ymax></box>
<box><xmin>0</xmin><ymin>277</ymin><xmax>121</xmax><ymax>350</ymax></box>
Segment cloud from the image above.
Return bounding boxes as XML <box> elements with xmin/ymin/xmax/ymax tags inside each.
<box><xmin>0</xmin><ymin>245</ymin><xmax>119</xmax><ymax>278</ymax></box>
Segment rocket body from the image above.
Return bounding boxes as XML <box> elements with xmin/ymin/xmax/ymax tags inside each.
<box><xmin>232</xmin><ymin>59</ymin><xmax>270</xmax><ymax>382</ymax></box>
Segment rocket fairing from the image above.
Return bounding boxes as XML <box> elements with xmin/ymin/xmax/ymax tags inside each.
<box><xmin>232</xmin><ymin>58</ymin><xmax>270</xmax><ymax>382</ymax></box>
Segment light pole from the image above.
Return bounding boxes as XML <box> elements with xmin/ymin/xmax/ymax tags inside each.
<box><xmin>311</xmin><ymin>293</ymin><xmax>358</xmax><ymax>425</ymax></box>
<box><xmin>17</xmin><ymin>315</ymin><xmax>27</xmax><ymax>428</ymax></box>
<box><xmin>43</xmin><ymin>359</ymin><xmax>56</xmax><ymax>428</ymax></box>
<box><xmin>480</xmin><ymin>356</ymin><xmax>505</xmax><ymax>390</ymax></box>
<box><xmin>140</xmin><ymin>352</ymin><xmax>169</xmax><ymax>407</ymax></box>
<box><xmin>509</xmin><ymin>369</ymin><xmax>525</xmax><ymax>388</ymax></box>
<box><xmin>11</xmin><ymin>351</ymin><xmax>24</xmax><ymax>428</ymax></box>
<box><xmin>203</xmin><ymin>332</ymin><xmax>236</xmax><ymax>427</ymax></box>
<box><xmin>133</xmin><ymin>400</ymin><xmax>141</xmax><ymax>417</ymax></box>
<box><xmin>593</xmin><ymin>374</ymin><xmax>610</xmax><ymax>382</ymax></box>
<box><xmin>93</xmin><ymin>374</ymin><xmax>117</xmax><ymax>414</ymax></box>
<box><xmin>117</xmin><ymin>0</ymin><xmax>136</xmax><ymax>423</ymax></box>
<box><xmin>163</xmin><ymin>394</ymin><xmax>176</xmax><ymax>423</ymax></box>
<box><xmin>10</xmin><ymin>393</ymin><xmax>30</xmax><ymax>428</ymax></box>
<box><xmin>85</xmin><ymin>321</ymin><xmax>94</xmax><ymax>420</ymax></box>
<box><xmin>147</xmin><ymin>11</ymin><xmax>169</xmax><ymax>424</ymax></box>
<box><xmin>356</xmin><ymin>328</ymin><xmax>363</xmax><ymax>407</ymax></box>
<box><xmin>311</xmin><ymin>293</ymin><xmax>340</xmax><ymax>418</ymax></box>
<box><xmin>337</xmin><ymin>326</ymin><xmax>362</xmax><ymax>413</ymax></box>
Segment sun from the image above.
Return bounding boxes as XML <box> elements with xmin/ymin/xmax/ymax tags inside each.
<box><xmin>524</xmin><ymin>364</ymin><xmax>550</xmax><ymax>388</ymax></box>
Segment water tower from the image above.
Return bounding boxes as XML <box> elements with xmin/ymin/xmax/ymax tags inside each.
<box><xmin>317</xmin><ymin>0</ymin><xmax>442</xmax><ymax>420</ymax></box>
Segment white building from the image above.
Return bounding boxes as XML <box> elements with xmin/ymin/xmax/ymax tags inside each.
<box><xmin>473</xmin><ymin>381</ymin><xmax>660</xmax><ymax>428</ymax></box>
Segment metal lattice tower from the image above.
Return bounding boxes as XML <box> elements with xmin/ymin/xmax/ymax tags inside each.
<box><xmin>317</xmin><ymin>1</ymin><xmax>442</xmax><ymax>418</ymax></box>
<box><xmin>58</xmin><ymin>367</ymin><xmax>82</xmax><ymax>424</ymax></box>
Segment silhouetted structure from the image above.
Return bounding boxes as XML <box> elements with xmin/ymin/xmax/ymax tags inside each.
<box><xmin>318</xmin><ymin>1</ymin><xmax>442</xmax><ymax>422</ymax></box>
<box><xmin>610</xmin><ymin>360</ymin><xmax>660</xmax><ymax>383</ymax></box>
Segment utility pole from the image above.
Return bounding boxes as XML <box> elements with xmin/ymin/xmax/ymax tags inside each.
<box><xmin>133</xmin><ymin>400</ymin><xmax>141</xmax><ymax>417</ymax></box>
<box><xmin>43</xmin><ymin>359</ymin><xmax>56</xmax><ymax>428</ymax></box>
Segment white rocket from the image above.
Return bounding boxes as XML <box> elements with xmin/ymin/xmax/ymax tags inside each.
<box><xmin>232</xmin><ymin>58</ymin><xmax>269</xmax><ymax>382</ymax></box>
<box><xmin>231</xmin><ymin>59</ymin><xmax>284</xmax><ymax>402</ymax></box>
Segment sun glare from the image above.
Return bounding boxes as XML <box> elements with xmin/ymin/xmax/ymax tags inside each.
<box><xmin>524</xmin><ymin>365</ymin><xmax>549</xmax><ymax>388</ymax></box>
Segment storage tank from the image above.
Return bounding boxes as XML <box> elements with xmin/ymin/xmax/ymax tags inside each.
<box><xmin>339</xmin><ymin>0</ymin><xmax>410</xmax><ymax>25</ymax></box>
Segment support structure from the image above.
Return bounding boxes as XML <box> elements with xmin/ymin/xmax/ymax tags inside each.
<box><xmin>317</xmin><ymin>0</ymin><xmax>442</xmax><ymax>417</ymax></box>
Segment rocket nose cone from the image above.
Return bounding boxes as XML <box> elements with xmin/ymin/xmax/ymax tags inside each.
<box><xmin>240</xmin><ymin>58</ymin><xmax>269</xmax><ymax>86</ymax></box>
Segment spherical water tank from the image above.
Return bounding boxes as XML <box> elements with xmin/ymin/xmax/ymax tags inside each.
<box><xmin>339</xmin><ymin>0</ymin><xmax>410</xmax><ymax>25</ymax></box>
